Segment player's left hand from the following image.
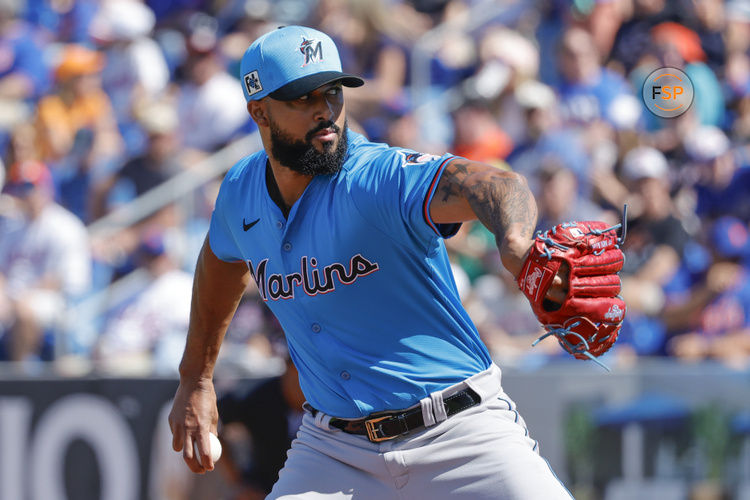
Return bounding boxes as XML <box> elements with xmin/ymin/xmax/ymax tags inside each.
<box><xmin>517</xmin><ymin>220</ymin><xmax>626</xmax><ymax>370</ymax></box>
<box><xmin>545</xmin><ymin>262</ymin><xmax>569</xmax><ymax>303</ymax></box>
<box><xmin>168</xmin><ymin>377</ymin><xmax>219</xmax><ymax>473</ymax></box>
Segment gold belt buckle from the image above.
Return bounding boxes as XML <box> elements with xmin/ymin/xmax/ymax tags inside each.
<box><xmin>364</xmin><ymin>415</ymin><xmax>394</xmax><ymax>442</ymax></box>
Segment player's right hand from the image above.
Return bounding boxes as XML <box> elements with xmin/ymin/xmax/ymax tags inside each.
<box><xmin>168</xmin><ymin>377</ymin><xmax>219</xmax><ymax>474</ymax></box>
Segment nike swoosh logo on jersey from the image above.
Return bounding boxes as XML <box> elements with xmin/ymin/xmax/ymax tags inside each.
<box><xmin>243</xmin><ymin>218</ymin><xmax>260</xmax><ymax>231</ymax></box>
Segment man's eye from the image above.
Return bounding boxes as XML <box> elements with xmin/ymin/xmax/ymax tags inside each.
<box><xmin>327</xmin><ymin>87</ymin><xmax>341</xmax><ymax>95</ymax></box>
<box><xmin>297</xmin><ymin>94</ymin><xmax>309</xmax><ymax>101</ymax></box>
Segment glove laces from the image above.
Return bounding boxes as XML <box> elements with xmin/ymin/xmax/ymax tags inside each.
<box><xmin>537</xmin><ymin>205</ymin><xmax>628</xmax><ymax>260</ymax></box>
<box><xmin>532</xmin><ymin>325</ymin><xmax>611</xmax><ymax>372</ymax></box>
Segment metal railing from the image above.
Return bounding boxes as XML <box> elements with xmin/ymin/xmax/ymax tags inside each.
<box><xmin>59</xmin><ymin>132</ymin><xmax>262</xmax><ymax>357</ymax></box>
<box><xmin>88</xmin><ymin>132</ymin><xmax>262</xmax><ymax>239</ymax></box>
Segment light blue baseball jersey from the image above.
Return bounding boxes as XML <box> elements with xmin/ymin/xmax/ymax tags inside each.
<box><xmin>209</xmin><ymin>130</ymin><xmax>492</xmax><ymax>418</ymax></box>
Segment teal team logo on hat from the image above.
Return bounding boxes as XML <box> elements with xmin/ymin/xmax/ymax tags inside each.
<box><xmin>300</xmin><ymin>37</ymin><xmax>323</xmax><ymax>67</ymax></box>
<box><xmin>240</xmin><ymin>25</ymin><xmax>363</xmax><ymax>102</ymax></box>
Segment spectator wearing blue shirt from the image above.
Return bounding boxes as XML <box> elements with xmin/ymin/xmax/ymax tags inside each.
<box><xmin>0</xmin><ymin>1</ymin><xmax>50</xmax><ymax>154</ymax></box>
<box><xmin>22</xmin><ymin>0</ymin><xmax>98</xmax><ymax>43</ymax></box>
<box><xmin>0</xmin><ymin>3</ymin><xmax>48</xmax><ymax>102</ymax></box>
<box><xmin>555</xmin><ymin>27</ymin><xmax>640</xmax><ymax>128</ymax></box>
<box><xmin>686</xmin><ymin>126</ymin><xmax>750</xmax><ymax>222</ymax></box>
<box><xmin>666</xmin><ymin>216</ymin><xmax>750</xmax><ymax>368</ymax></box>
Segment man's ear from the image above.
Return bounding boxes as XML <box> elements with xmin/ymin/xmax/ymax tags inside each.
<box><xmin>247</xmin><ymin>101</ymin><xmax>269</xmax><ymax>127</ymax></box>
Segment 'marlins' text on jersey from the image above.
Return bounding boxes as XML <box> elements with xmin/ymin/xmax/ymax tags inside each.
<box><xmin>248</xmin><ymin>254</ymin><xmax>380</xmax><ymax>301</ymax></box>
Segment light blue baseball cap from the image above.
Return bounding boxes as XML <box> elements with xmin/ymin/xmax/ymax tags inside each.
<box><xmin>240</xmin><ymin>25</ymin><xmax>364</xmax><ymax>102</ymax></box>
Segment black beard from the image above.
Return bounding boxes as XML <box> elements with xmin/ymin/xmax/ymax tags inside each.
<box><xmin>269</xmin><ymin>119</ymin><xmax>348</xmax><ymax>176</ymax></box>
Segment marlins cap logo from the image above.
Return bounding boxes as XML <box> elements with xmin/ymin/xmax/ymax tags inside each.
<box><xmin>300</xmin><ymin>37</ymin><xmax>323</xmax><ymax>67</ymax></box>
<box><xmin>399</xmin><ymin>151</ymin><xmax>441</xmax><ymax>166</ymax></box>
<box><xmin>244</xmin><ymin>70</ymin><xmax>262</xmax><ymax>97</ymax></box>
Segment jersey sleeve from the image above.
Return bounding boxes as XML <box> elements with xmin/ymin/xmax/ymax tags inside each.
<box><xmin>350</xmin><ymin>149</ymin><xmax>461</xmax><ymax>249</ymax></box>
<box><xmin>208</xmin><ymin>176</ymin><xmax>244</xmax><ymax>263</ymax></box>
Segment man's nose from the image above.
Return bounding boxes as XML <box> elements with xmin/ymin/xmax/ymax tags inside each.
<box><xmin>312</xmin><ymin>95</ymin><xmax>335</xmax><ymax>121</ymax></box>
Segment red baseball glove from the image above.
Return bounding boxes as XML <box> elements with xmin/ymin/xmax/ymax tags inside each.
<box><xmin>517</xmin><ymin>220</ymin><xmax>626</xmax><ymax>370</ymax></box>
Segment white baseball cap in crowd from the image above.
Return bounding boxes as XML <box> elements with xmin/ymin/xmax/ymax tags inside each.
<box><xmin>239</xmin><ymin>25</ymin><xmax>364</xmax><ymax>102</ymax></box>
<box><xmin>683</xmin><ymin>125</ymin><xmax>730</xmax><ymax>163</ymax></box>
<box><xmin>622</xmin><ymin>146</ymin><xmax>669</xmax><ymax>181</ymax></box>
<box><xmin>89</xmin><ymin>0</ymin><xmax>155</xmax><ymax>42</ymax></box>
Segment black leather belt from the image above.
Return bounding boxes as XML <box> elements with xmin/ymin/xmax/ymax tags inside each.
<box><xmin>311</xmin><ymin>387</ymin><xmax>481</xmax><ymax>443</ymax></box>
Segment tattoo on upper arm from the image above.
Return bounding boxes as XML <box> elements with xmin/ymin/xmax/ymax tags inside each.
<box><xmin>438</xmin><ymin>160</ymin><xmax>537</xmax><ymax>240</ymax></box>
<box><xmin>437</xmin><ymin>161</ymin><xmax>468</xmax><ymax>203</ymax></box>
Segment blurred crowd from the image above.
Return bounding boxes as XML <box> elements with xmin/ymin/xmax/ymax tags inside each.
<box><xmin>1</xmin><ymin>0</ymin><xmax>750</xmax><ymax>377</ymax></box>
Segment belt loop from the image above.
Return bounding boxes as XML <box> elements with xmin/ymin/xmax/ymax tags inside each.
<box><xmin>465</xmin><ymin>380</ymin><xmax>484</xmax><ymax>404</ymax></box>
<box><xmin>420</xmin><ymin>396</ymin><xmax>436</xmax><ymax>427</ymax></box>
<box><xmin>430</xmin><ymin>391</ymin><xmax>447</xmax><ymax>423</ymax></box>
<box><xmin>313</xmin><ymin>410</ymin><xmax>333</xmax><ymax>430</ymax></box>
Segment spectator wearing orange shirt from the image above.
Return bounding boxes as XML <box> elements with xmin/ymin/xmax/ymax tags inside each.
<box><xmin>34</xmin><ymin>45</ymin><xmax>123</xmax><ymax>220</ymax></box>
<box><xmin>451</xmin><ymin>100</ymin><xmax>512</xmax><ymax>167</ymax></box>
<box><xmin>35</xmin><ymin>45</ymin><xmax>122</xmax><ymax>163</ymax></box>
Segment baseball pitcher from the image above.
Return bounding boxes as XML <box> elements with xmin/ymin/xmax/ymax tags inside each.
<box><xmin>168</xmin><ymin>25</ymin><xmax>625</xmax><ymax>499</ymax></box>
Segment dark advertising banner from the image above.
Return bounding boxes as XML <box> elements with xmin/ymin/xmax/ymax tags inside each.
<box><xmin>0</xmin><ymin>378</ymin><xmax>179</xmax><ymax>500</ymax></box>
<box><xmin>3</xmin><ymin>364</ymin><xmax>749</xmax><ymax>500</ymax></box>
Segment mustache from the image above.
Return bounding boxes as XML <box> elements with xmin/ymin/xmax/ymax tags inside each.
<box><xmin>306</xmin><ymin>121</ymin><xmax>340</xmax><ymax>142</ymax></box>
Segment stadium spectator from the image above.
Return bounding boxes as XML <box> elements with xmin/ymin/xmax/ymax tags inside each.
<box><xmin>34</xmin><ymin>44</ymin><xmax>121</xmax><ymax>164</ymax></box>
<box><xmin>89</xmin><ymin>0</ymin><xmax>170</xmax><ymax>156</ymax></box>
<box><xmin>34</xmin><ymin>44</ymin><xmax>123</xmax><ymax>220</ymax></box>
<box><xmin>505</xmin><ymin>80</ymin><xmax>558</xmax><ymax>161</ymax></box>
<box><xmin>0</xmin><ymin>1</ymin><xmax>48</xmax><ymax>102</ymax></box>
<box><xmin>0</xmin><ymin>0</ymin><xmax>48</xmax><ymax>153</ymax></box>
<box><xmin>22</xmin><ymin>0</ymin><xmax>98</xmax><ymax>43</ymax></box>
<box><xmin>464</xmin><ymin>28</ymin><xmax>541</xmax><ymax>145</ymax></box>
<box><xmin>95</xmin><ymin>230</ymin><xmax>192</xmax><ymax>374</ymax></box>
<box><xmin>535</xmin><ymin>161</ymin><xmax>604</xmax><ymax>233</ymax></box>
<box><xmin>0</xmin><ymin>161</ymin><xmax>91</xmax><ymax>362</ymax></box>
<box><xmin>176</xmin><ymin>13</ymin><xmax>248</xmax><ymax>154</ymax></box>
<box><xmin>218</xmin><ymin>286</ymin><xmax>287</xmax><ymax>375</ymax></box>
<box><xmin>509</xmin><ymin>122</ymin><xmax>591</xmax><ymax>200</ymax></box>
<box><xmin>316</xmin><ymin>0</ymin><xmax>415</xmax><ymax>109</ymax></box>
<box><xmin>610</xmin><ymin>0</ymin><xmax>672</xmax><ymax>73</ymax></box>
<box><xmin>620</xmin><ymin>146</ymin><xmax>690</xmax><ymax>287</ymax></box>
<box><xmin>650</xmin><ymin>21</ymin><xmax>726</xmax><ymax>127</ymax></box>
<box><xmin>691</xmin><ymin>0</ymin><xmax>727</xmax><ymax>71</ymax></box>
<box><xmin>451</xmin><ymin>99</ymin><xmax>512</xmax><ymax>165</ymax></box>
<box><xmin>685</xmin><ymin>126</ymin><xmax>750</xmax><ymax>223</ymax></box>
<box><xmin>314</xmin><ymin>0</ymin><xmax>426</xmax><ymax>143</ymax></box>
<box><xmin>555</xmin><ymin>27</ymin><xmax>639</xmax><ymax>129</ymax></box>
<box><xmin>91</xmin><ymin>100</ymin><xmax>181</xmax><ymax>220</ymax></box>
<box><xmin>465</xmin><ymin>267</ymin><xmax>553</xmax><ymax>367</ymax></box>
<box><xmin>216</xmin><ymin>358</ymin><xmax>305</xmax><ymax>499</ymax></box>
<box><xmin>666</xmin><ymin>216</ymin><xmax>750</xmax><ymax>368</ymax></box>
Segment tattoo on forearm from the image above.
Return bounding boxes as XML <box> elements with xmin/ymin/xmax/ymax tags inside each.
<box><xmin>438</xmin><ymin>160</ymin><xmax>537</xmax><ymax>240</ymax></box>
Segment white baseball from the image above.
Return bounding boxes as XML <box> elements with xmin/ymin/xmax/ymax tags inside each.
<box><xmin>193</xmin><ymin>432</ymin><xmax>222</xmax><ymax>465</ymax></box>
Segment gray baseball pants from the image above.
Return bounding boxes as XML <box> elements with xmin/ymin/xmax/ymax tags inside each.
<box><xmin>267</xmin><ymin>364</ymin><xmax>573</xmax><ymax>499</ymax></box>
